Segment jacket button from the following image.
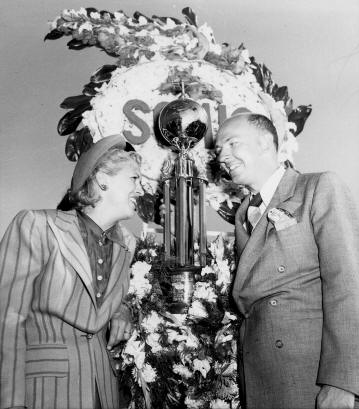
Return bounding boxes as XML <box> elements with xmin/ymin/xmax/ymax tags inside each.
<box><xmin>269</xmin><ymin>299</ymin><xmax>278</xmax><ymax>306</ymax></box>
<box><xmin>275</xmin><ymin>340</ymin><xmax>283</xmax><ymax>348</ymax></box>
<box><xmin>278</xmin><ymin>265</ymin><xmax>285</xmax><ymax>273</ymax></box>
<box><xmin>86</xmin><ymin>334</ymin><xmax>93</xmax><ymax>340</ymax></box>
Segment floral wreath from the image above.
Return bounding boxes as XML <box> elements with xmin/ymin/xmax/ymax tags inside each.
<box><xmin>46</xmin><ymin>6</ymin><xmax>311</xmax><ymax>225</ymax></box>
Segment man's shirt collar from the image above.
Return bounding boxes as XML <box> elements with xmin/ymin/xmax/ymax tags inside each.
<box><xmin>259</xmin><ymin>166</ymin><xmax>285</xmax><ymax>207</ymax></box>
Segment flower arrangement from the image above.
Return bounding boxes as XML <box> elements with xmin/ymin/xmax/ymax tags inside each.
<box><xmin>111</xmin><ymin>234</ymin><xmax>241</xmax><ymax>409</ymax></box>
<box><xmin>45</xmin><ymin>6</ymin><xmax>311</xmax><ymax>224</ymax></box>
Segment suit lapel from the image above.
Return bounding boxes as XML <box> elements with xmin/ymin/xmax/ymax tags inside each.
<box><xmin>47</xmin><ymin>210</ymin><xmax>97</xmax><ymax>307</ymax></box>
<box><xmin>234</xmin><ymin>168</ymin><xmax>301</xmax><ymax>291</ymax></box>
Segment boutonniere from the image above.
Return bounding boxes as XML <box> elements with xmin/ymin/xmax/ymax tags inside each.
<box><xmin>267</xmin><ymin>208</ymin><xmax>297</xmax><ymax>231</ymax></box>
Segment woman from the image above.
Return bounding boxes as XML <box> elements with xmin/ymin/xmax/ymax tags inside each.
<box><xmin>0</xmin><ymin>135</ymin><xmax>143</xmax><ymax>409</ymax></box>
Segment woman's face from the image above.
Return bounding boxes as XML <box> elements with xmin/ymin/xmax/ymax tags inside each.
<box><xmin>103</xmin><ymin>160</ymin><xmax>143</xmax><ymax>220</ymax></box>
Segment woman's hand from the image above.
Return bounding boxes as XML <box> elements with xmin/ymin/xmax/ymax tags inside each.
<box><xmin>107</xmin><ymin>318</ymin><xmax>132</xmax><ymax>350</ymax></box>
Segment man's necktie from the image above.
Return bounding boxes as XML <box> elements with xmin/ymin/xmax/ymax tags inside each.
<box><xmin>246</xmin><ymin>193</ymin><xmax>263</xmax><ymax>235</ymax></box>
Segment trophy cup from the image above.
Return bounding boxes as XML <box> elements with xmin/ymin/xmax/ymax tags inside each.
<box><xmin>158</xmin><ymin>84</ymin><xmax>208</xmax><ymax>314</ymax></box>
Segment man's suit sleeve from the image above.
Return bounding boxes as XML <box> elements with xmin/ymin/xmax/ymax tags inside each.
<box><xmin>311</xmin><ymin>172</ymin><xmax>359</xmax><ymax>395</ymax></box>
<box><xmin>0</xmin><ymin>210</ymin><xmax>42</xmax><ymax>408</ymax></box>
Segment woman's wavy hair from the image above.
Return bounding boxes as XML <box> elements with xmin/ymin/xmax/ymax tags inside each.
<box><xmin>57</xmin><ymin>146</ymin><xmax>141</xmax><ymax>211</ymax></box>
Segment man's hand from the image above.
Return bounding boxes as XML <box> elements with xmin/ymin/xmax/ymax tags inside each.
<box><xmin>107</xmin><ymin>318</ymin><xmax>132</xmax><ymax>350</ymax></box>
<box><xmin>316</xmin><ymin>385</ymin><xmax>355</xmax><ymax>409</ymax></box>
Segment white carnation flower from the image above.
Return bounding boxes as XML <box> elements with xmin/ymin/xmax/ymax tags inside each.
<box><xmin>193</xmin><ymin>282</ymin><xmax>217</xmax><ymax>303</ymax></box>
<box><xmin>146</xmin><ymin>332</ymin><xmax>162</xmax><ymax>353</ymax></box>
<box><xmin>210</xmin><ymin>399</ymin><xmax>230</xmax><ymax>409</ymax></box>
<box><xmin>122</xmin><ymin>336</ymin><xmax>146</xmax><ymax>369</ymax></box>
<box><xmin>173</xmin><ymin>364</ymin><xmax>193</xmax><ymax>379</ymax></box>
<box><xmin>215</xmin><ymin>260</ymin><xmax>231</xmax><ymax>290</ymax></box>
<box><xmin>201</xmin><ymin>265</ymin><xmax>214</xmax><ymax>276</ymax></box>
<box><xmin>78</xmin><ymin>21</ymin><xmax>93</xmax><ymax>34</ymax></box>
<box><xmin>188</xmin><ymin>300</ymin><xmax>208</xmax><ymax>318</ymax></box>
<box><xmin>193</xmin><ymin>358</ymin><xmax>211</xmax><ymax>378</ymax></box>
<box><xmin>221</xmin><ymin>311</ymin><xmax>238</xmax><ymax>324</ymax></box>
<box><xmin>185</xmin><ymin>397</ymin><xmax>205</xmax><ymax>409</ymax></box>
<box><xmin>167</xmin><ymin>329</ymin><xmax>187</xmax><ymax>344</ymax></box>
<box><xmin>141</xmin><ymin>311</ymin><xmax>164</xmax><ymax>333</ymax></box>
<box><xmin>141</xmin><ymin>363</ymin><xmax>157</xmax><ymax>383</ymax></box>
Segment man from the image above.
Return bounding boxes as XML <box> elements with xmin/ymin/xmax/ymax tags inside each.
<box><xmin>0</xmin><ymin>135</ymin><xmax>143</xmax><ymax>409</ymax></box>
<box><xmin>216</xmin><ymin>113</ymin><xmax>359</xmax><ymax>409</ymax></box>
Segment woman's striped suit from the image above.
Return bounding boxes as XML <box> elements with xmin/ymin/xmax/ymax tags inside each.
<box><xmin>0</xmin><ymin>209</ymin><xmax>133</xmax><ymax>409</ymax></box>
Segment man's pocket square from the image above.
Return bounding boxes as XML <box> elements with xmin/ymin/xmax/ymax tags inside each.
<box><xmin>268</xmin><ymin>208</ymin><xmax>297</xmax><ymax>231</ymax></box>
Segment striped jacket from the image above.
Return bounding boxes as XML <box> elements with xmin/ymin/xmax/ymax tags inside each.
<box><xmin>0</xmin><ymin>209</ymin><xmax>134</xmax><ymax>409</ymax></box>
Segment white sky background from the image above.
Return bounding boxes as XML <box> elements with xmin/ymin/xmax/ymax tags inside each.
<box><xmin>0</xmin><ymin>0</ymin><xmax>358</xmax><ymax>237</ymax></box>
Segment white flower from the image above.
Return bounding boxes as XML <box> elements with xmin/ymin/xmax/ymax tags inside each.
<box><xmin>215</xmin><ymin>260</ymin><xmax>231</xmax><ymax>290</ymax></box>
<box><xmin>193</xmin><ymin>358</ymin><xmax>211</xmax><ymax>378</ymax></box>
<box><xmin>78</xmin><ymin>21</ymin><xmax>93</xmax><ymax>34</ymax></box>
<box><xmin>122</xmin><ymin>335</ymin><xmax>146</xmax><ymax>369</ymax></box>
<box><xmin>173</xmin><ymin>364</ymin><xmax>192</xmax><ymax>379</ymax></box>
<box><xmin>221</xmin><ymin>311</ymin><xmax>238</xmax><ymax>324</ymax></box>
<box><xmin>128</xmin><ymin>261</ymin><xmax>152</xmax><ymax>299</ymax></box>
<box><xmin>141</xmin><ymin>363</ymin><xmax>157</xmax><ymax>383</ymax></box>
<box><xmin>89</xmin><ymin>11</ymin><xmax>101</xmax><ymax>19</ymax></box>
<box><xmin>132</xmin><ymin>261</ymin><xmax>151</xmax><ymax>276</ymax></box>
<box><xmin>185</xmin><ymin>397</ymin><xmax>205</xmax><ymax>409</ymax></box>
<box><xmin>185</xmin><ymin>331</ymin><xmax>200</xmax><ymax>349</ymax></box>
<box><xmin>141</xmin><ymin>311</ymin><xmax>164</xmax><ymax>333</ymax></box>
<box><xmin>209</xmin><ymin>237</ymin><xmax>225</xmax><ymax>260</ymax></box>
<box><xmin>201</xmin><ymin>265</ymin><xmax>214</xmax><ymax>276</ymax></box>
<box><xmin>188</xmin><ymin>300</ymin><xmax>208</xmax><ymax>318</ymax></box>
<box><xmin>146</xmin><ymin>332</ymin><xmax>162</xmax><ymax>353</ymax></box>
<box><xmin>210</xmin><ymin>399</ymin><xmax>230</xmax><ymax>409</ymax></box>
<box><xmin>167</xmin><ymin>329</ymin><xmax>187</xmax><ymax>344</ymax></box>
<box><xmin>193</xmin><ymin>282</ymin><xmax>217</xmax><ymax>303</ymax></box>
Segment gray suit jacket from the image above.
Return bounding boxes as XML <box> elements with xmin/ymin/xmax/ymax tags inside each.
<box><xmin>0</xmin><ymin>210</ymin><xmax>133</xmax><ymax>409</ymax></box>
<box><xmin>233</xmin><ymin>169</ymin><xmax>359</xmax><ymax>409</ymax></box>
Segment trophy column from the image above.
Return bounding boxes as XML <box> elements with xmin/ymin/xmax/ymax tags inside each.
<box><xmin>159</xmin><ymin>96</ymin><xmax>208</xmax><ymax>313</ymax></box>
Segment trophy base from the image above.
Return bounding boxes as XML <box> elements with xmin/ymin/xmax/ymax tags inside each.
<box><xmin>167</xmin><ymin>265</ymin><xmax>201</xmax><ymax>314</ymax></box>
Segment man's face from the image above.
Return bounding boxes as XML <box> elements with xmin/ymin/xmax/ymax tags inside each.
<box><xmin>105</xmin><ymin>161</ymin><xmax>144</xmax><ymax>220</ymax></box>
<box><xmin>216</xmin><ymin>119</ymin><xmax>263</xmax><ymax>187</ymax></box>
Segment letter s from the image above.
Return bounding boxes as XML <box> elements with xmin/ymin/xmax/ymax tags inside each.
<box><xmin>122</xmin><ymin>100</ymin><xmax>151</xmax><ymax>144</ymax></box>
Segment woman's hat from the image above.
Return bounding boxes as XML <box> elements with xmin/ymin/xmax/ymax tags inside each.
<box><xmin>71</xmin><ymin>134</ymin><xmax>132</xmax><ymax>192</ymax></box>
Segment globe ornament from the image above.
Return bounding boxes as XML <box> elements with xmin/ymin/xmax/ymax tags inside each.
<box><xmin>158</xmin><ymin>98</ymin><xmax>208</xmax><ymax>153</ymax></box>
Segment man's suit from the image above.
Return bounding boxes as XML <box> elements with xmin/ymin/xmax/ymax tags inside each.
<box><xmin>0</xmin><ymin>209</ymin><xmax>133</xmax><ymax>409</ymax></box>
<box><xmin>233</xmin><ymin>168</ymin><xmax>359</xmax><ymax>409</ymax></box>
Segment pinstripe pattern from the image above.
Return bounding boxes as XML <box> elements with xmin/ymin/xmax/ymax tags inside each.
<box><xmin>0</xmin><ymin>209</ymin><xmax>132</xmax><ymax>409</ymax></box>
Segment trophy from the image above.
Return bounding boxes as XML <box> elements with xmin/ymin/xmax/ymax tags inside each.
<box><xmin>158</xmin><ymin>84</ymin><xmax>208</xmax><ymax>313</ymax></box>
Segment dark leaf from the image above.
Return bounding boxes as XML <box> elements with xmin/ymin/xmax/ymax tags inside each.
<box><xmin>90</xmin><ymin>64</ymin><xmax>117</xmax><ymax>83</ymax></box>
<box><xmin>44</xmin><ymin>29</ymin><xmax>64</xmax><ymax>41</ymax></box>
<box><xmin>216</xmin><ymin>202</ymin><xmax>240</xmax><ymax>225</ymax></box>
<box><xmin>100</xmin><ymin>10</ymin><xmax>115</xmax><ymax>19</ymax></box>
<box><xmin>57</xmin><ymin>105</ymin><xmax>91</xmax><ymax>136</ymax></box>
<box><xmin>67</xmin><ymin>39</ymin><xmax>88</xmax><ymax>50</ymax></box>
<box><xmin>82</xmin><ymin>82</ymin><xmax>102</xmax><ymax>96</ymax></box>
<box><xmin>271</xmin><ymin>85</ymin><xmax>293</xmax><ymax>115</ymax></box>
<box><xmin>182</xmin><ymin>7</ymin><xmax>197</xmax><ymax>27</ymax></box>
<box><xmin>133</xmin><ymin>11</ymin><xmax>153</xmax><ymax>23</ymax></box>
<box><xmin>271</xmin><ymin>85</ymin><xmax>289</xmax><ymax>103</ymax></box>
<box><xmin>152</xmin><ymin>15</ymin><xmax>182</xmax><ymax>25</ymax></box>
<box><xmin>65</xmin><ymin>127</ymin><xmax>93</xmax><ymax>162</ymax></box>
<box><xmin>60</xmin><ymin>95</ymin><xmax>92</xmax><ymax>110</ymax></box>
<box><xmin>250</xmin><ymin>58</ymin><xmax>273</xmax><ymax>93</ymax></box>
<box><xmin>86</xmin><ymin>7</ymin><xmax>98</xmax><ymax>16</ymax></box>
<box><xmin>136</xmin><ymin>193</ymin><xmax>156</xmax><ymax>223</ymax></box>
<box><xmin>288</xmin><ymin>105</ymin><xmax>312</xmax><ymax>136</ymax></box>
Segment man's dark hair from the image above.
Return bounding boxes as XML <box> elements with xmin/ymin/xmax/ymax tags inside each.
<box><xmin>247</xmin><ymin>114</ymin><xmax>279</xmax><ymax>151</ymax></box>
